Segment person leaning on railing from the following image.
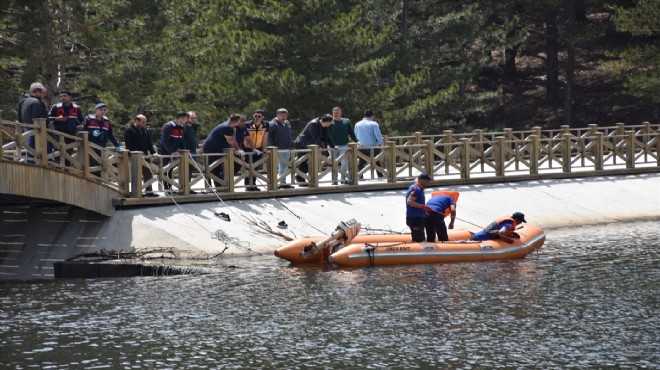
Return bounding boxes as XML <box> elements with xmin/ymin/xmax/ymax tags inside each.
<box><xmin>157</xmin><ymin>111</ymin><xmax>188</xmax><ymax>193</ymax></box>
<box><xmin>292</xmin><ymin>114</ymin><xmax>337</xmax><ymax>187</ymax></box>
<box><xmin>124</xmin><ymin>114</ymin><xmax>158</xmax><ymax>197</ymax></box>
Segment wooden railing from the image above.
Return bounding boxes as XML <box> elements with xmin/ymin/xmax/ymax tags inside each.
<box><xmin>1</xmin><ymin>116</ymin><xmax>658</xmax><ymax>201</ymax></box>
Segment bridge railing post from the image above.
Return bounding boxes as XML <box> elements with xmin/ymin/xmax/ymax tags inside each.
<box><xmin>387</xmin><ymin>141</ymin><xmax>397</xmax><ymax>182</ymax></box>
<box><xmin>423</xmin><ymin>140</ymin><xmax>434</xmax><ymax>176</ymax></box>
<box><xmin>594</xmin><ymin>132</ymin><xmax>604</xmax><ymax>171</ymax></box>
<box><xmin>562</xmin><ymin>133</ymin><xmax>572</xmax><ymax>173</ymax></box>
<box><xmin>460</xmin><ymin>138</ymin><xmax>471</xmax><ymax>179</ymax></box>
<box><xmin>266</xmin><ymin>146</ymin><xmax>278</xmax><ymax>191</ymax></box>
<box><xmin>625</xmin><ymin>131</ymin><xmax>635</xmax><ymax>169</ymax></box>
<box><xmin>129</xmin><ymin>151</ymin><xmax>144</xmax><ymax>198</ymax></box>
<box><xmin>34</xmin><ymin>118</ymin><xmax>49</xmax><ymax>167</ymax></box>
<box><xmin>116</xmin><ymin>149</ymin><xmax>130</xmax><ymax>195</ymax></box>
<box><xmin>348</xmin><ymin>142</ymin><xmax>360</xmax><ymax>185</ymax></box>
<box><xmin>78</xmin><ymin>131</ymin><xmax>91</xmax><ymax>178</ymax></box>
<box><xmin>223</xmin><ymin>148</ymin><xmax>235</xmax><ymax>192</ymax></box>
<box><xmin>529</xmin><ymin>134</ymin><xmax>539</xmax><ymax>175</ymax></box>
<box><xmin>495</xmin><ymin>136</ymin><xmax>505</xmax><ymax>177</ymax></box>
<box><xmin>309</xmin><ymin>145</ymin><xmax>320</xmax><ymax>187</ymax></box>
<box><xmin>179</xmin><ymin>149</ymin><xmax>191</xmax><ymax>195</ymax></box>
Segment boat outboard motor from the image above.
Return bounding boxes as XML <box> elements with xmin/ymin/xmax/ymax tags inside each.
<box><xmin>300</xmin><ymin>219</ymin><xmax>361</xmax><ymax>259</ymax></box>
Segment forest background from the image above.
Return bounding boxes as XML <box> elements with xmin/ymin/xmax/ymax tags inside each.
<box><xmin>0</xmin><ymin>0</ymin><xmax>657</xmax><ymax>141</ymax></box>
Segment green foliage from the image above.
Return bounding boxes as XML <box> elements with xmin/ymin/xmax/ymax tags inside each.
<box><xmin>0</xmin><ymin>0</ymin><xmax>656</xmax><ymax>137</ymax></box>
<box><xmin>607</xmin><ymin>0</ymin><xmax>660</xmax><ymax>103</ymax></box>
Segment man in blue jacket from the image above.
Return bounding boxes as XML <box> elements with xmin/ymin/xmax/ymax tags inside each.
<box><xmin>425</xmin><ymin>194</ymin><xmax>457</xmax><ymax>242</ymax></box>
<box><xmin>158</xmin><ymin>111</ymin><xmax>189</xmax><ymax>192</ymax></box>
<box><xmin>406</xmin><ymin>173</ymin><xmax>432</xmax><ymax>242</ymax></box>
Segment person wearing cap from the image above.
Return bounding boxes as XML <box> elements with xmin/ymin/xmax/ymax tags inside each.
<box><xmin>425</xmin><ymin>194</ymin><xmax>457</xmax><ymax>242</ymax></box>
<box><xmin>469</xmin><ymin>212</ymin><xmax>527</xmax><ymax>242</ymax></box>
<box><xmin>17</xmin><ymin>82</ymin><xmax>48</xmax><ymax>161</ymax></box>
<box><xmin>268</xmin><ymin>108</ymin><xmax>294</xmax><ymax>188</ymax></box>
<box><xmin>82</xmin><ymin>103</ymin><xmax>122</xmax><ymax>174</ymax></box>
<box><xmin>406</xmin><ymin>173</ymin><xmax>432</xmax><ymax>242</ymax></box>
<box><xmin>292</xmin><ymin>114</ymin><xmax>337</xmax><ymax>187</ymax></box>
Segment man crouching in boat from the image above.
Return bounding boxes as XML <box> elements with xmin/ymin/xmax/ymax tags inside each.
<box><xmin>470</xmin><ymin>212</ymin><xmax>526</xmax><ymax>242</ymax></box>
<box><xmin>425</xmin><ymin>194</ymin><xmax>457</xmax><ymax>242</ymax></box>
<box><xmin>406</xmin><ymin>173</ymin><xmax>432</xmax><ymax>242</ymax></box>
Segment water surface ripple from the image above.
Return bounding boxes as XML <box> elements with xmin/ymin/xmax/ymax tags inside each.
<box><xmin>1</xmin><ymin>221</ymin><xmax>658</xmax><ymax>369</ymax></box>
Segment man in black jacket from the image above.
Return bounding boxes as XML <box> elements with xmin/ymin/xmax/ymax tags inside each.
<box><xmin>17</xmin><ymin>82</ymin><xmax>48</xmax><ymax>162</ymax></box>
<box><xmin>293</xmin><ymin>114</ymin><xmax>337</xmax><ymax>187</ymax></box>
<box><xmin>124</xmin><ymin>114</ymin><xmax>157</xmax><ymax>196</ymax></box>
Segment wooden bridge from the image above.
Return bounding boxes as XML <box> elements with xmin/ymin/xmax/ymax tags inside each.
<box><xmin>1</xmin><ymin>115</ymin><xmax>658</xmax><ymax>216</ymax></box>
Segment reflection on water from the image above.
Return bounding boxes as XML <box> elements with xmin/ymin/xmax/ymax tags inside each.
<box><xmin>1</xmin><ymin>221</ymin><xmax>658</xmax><ymax>369</ymax></box>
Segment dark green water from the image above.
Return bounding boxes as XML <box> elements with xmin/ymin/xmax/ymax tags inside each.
<box><xmin>1</xmin><ymin>221</ymin><xmax>658</xmax><ymax>369</ymax></box>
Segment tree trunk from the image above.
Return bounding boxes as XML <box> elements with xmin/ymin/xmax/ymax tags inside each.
<box><xmin>401</xmin><ymin>0</ymin><xmax>409</xmax><ymax>44</ymax></box>
<box><xmin>564</xmin><ymin>0</ymin><xmax>576</xmax><ymax>125</ymax></box>
<box><xmin>545</xmin><ymin>10</ymin><xmax>560</xmax><ymax>105</ymax></box>
<box><xmin>41</xmin><ymin>0</ymin><xmax>56</xmax><ymax>103</ymax></box>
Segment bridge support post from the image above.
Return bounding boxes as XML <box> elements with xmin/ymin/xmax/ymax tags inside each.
<box><xmin>179</xmin><ymin>150</ymin><xmax>191</xmax><ymax>195</ymax></box>
<box><xmin>223</xmin><ymin>148</ymin><xmax>235</xmax><ymax>192</ymax></box>
<box><xmin>387</xmin><ymin>141</ymin><xmax>397</xmax><ymax>182</ymax></box>
<box><xmin>460</xmin><ymin>138</ymin><xmax>470</xmax><ymax>179</ymax></box>
<box><xmin>267</xmin><ymin>146</ymin><xmax>278</xmax><ymax>191</ymax></box>
<box><xmin>34</xmin><ymin>118</ymin><xmax>48</xmax><ymax>167</ymax></box>
<box><xmin>116</xmin><ymin>150</ymin><xmax>129</xmax><ymax>195</ymax></box>
<box><xmin>529</xmin><ymin>134</ymin><xmax>539</xmax><ymax>175</ymax></box>
<box><xmin>594</xmin><ymin>133</ymin><xmax>604</xmax><ymax>171</ymax></box>
<box><xmin>495</xmin><ymin>136</ymin><xmax>505</xmax><ymax>177</ymax></box>
<box><xmin>130</xmin><ymin>151</ymin><xmax>144</xmax><ymax>198</ymax></box>
<box><xmin>443</xmin><ymin>130</ymin><xmax>453</xmax><ymax>174</ymax></box>
<box><xmin>625</xmin><ymin>131</ymin><xmax>636</xmax><ymax>169</ymax></box>
<box><xmin>562</xmin><ymin>133</ymin><xmax>573</xmax><ymax>173</ymax></box>
<box><xmin>348</xmin><ymin>142</ymin><xmax>359</xmax><ymax>185</ymax></box>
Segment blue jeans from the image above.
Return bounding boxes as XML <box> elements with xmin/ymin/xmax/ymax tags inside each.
<box><xmin>277</xmin><ymin>150</ymin><xmax>290</xmax><ymax>184</ymax></box>
<box><xmin>332</xmin><ymin>145</ymin><xmax>349</xmax><ymax>181</ymax></box>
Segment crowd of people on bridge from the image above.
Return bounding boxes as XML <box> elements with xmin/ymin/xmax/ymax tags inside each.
<box><xmin>17</xmin><ymin>82</ymin><xmax>529</xmax><ymax>242</ymax></box>
<box><xmin>16</xmin><ymin>82</ymin><xmax>385</xmax><ymax>194</ymax></box>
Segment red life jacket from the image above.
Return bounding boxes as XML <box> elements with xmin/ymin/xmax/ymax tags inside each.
<box><xmin>54</xmin><ymin>104</ymin><xmax>81</xmax><ymax>120</ymax></box>
<box><xmin>494</xmin><ymin>216</ymin><xmax>517</xmax><ymax>236</ymax></box>
<box><xmin>85</xmin><ymin>115</ymin><xmax>110</xmax><ymax>130</ymax></box>
<box><xmin>169</xmin><ymin>125</ymin><xmax>185</xmax><ymax>139</ymax></box>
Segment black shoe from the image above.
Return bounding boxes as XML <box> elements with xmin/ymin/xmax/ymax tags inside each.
<box><xmin>144</xmin><ymin>193</ymin><xmax>159</xmax><ymax>197</ymax></box>
<box><xmin>298</xmin><ymin>182</ymin><xmax>309</xmax><ymax>187</ymax></box>
<box><xmin>278</xmin><ymin>184</ymin><xmax>294</xmax><ymax>189</ymax></box>
<box><xmin>189</xmin><ymin>190</ymin><xmax>199</xmax><ymax>194</ymax></box>
<box><xmin>332</xmin><ymin>181</ymin><xmax>339</xmax><ymax>185</ymax></box>
<box><xmin>246</xmin><ymin>186</ymin><xmax>261</xmax><ymax>191</ymax></box>
<box><xmin>341</xmin><ymin>179</ymin><xmax>349</xmax><ymax>184</ymax></box>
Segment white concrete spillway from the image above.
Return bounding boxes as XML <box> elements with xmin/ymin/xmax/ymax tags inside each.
<box><xmin>101</xmin><ymin>173</ymin><xmax>660</xmax><ymax>255</ymax></box>
<box><xmin>1</xmin><ymin>173</ymin><xmax>658</xmax><ymax>279</ymax></box>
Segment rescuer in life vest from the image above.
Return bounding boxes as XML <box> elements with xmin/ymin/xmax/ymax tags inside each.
<box><xmin>470</xmin><ymin>212</ymin><xmax>526</xmax><ymax>241</ymax></box>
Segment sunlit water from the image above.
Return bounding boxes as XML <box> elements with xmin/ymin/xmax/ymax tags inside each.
<box><xmin>1</xmin><ymin>221</ymin><xmax>658</xmax><ymax>369</ymax></box>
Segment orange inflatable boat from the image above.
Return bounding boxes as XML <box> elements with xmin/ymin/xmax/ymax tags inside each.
<box><xmin>327</xmin><ymin>225</ymin><xmax>545</xmax><ymax>267</ymax></box>
<box><xmin>274</xmin><ymin>220</ymin><xmax>545</xmax><ymax>267</ymax></box>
